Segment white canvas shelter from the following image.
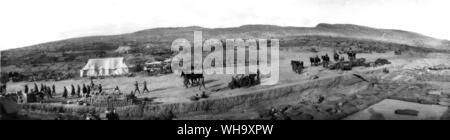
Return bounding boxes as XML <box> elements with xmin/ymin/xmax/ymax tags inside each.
<box><xmin>145</xmin><ymin>61</ymin><xmax>162</xmax><ymax>65</ymax></box>
<box><xmin>114</xmin><ymin>46</ymin><xmax>131</xmax><ymax>54</ymax></box>
<box><xmin>80</xmin><ymin>57</ymin><xmax>129</xmax><ymax>77</ymax></box>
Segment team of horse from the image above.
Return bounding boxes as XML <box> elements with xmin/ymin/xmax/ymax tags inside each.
<box><xmin>228</xmin><ymin>71</ymin><xmax>260</xmax><ymax>89</ymax></box>
<box><xmin>291</xmin><ymin>53</ymin><xmax>335</xmax><ymax>74</ymax></box>
<box><xmin>180</xmin><ymin>72</ymin><xmax>206</xmax><ymax>90</ymax></box>
<box><xmin>181</xmin><ymin>69</ymin><xmax>262</xmax><ymax>90</ymax></box>
<box><xmin>292</xmin><ymin>49</ymin><xmax>367</xmax><ymax>73</ymax></box>
<box><xmin>291</xmin><ymin>60</ymin><xmax>304</xmax><ymax>74</ymax></box>
<box><xmin>296</xmin><ymin>49</ymin><xmax>391</xmax><ymax>72</ymax></box>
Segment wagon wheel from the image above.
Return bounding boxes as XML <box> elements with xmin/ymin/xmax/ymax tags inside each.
<box><xmin>183</xmin><ymin>78</ymin><xmax>190</xmax><ymax>88</ymax></box>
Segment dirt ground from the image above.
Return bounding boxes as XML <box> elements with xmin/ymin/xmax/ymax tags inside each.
<box><xmin>6</xmin><ymin>47</ymin><xmax>450</xmax><ymax>120</ymax></box>
<box><xmin>6</xmin><ymin>48</ymin><xmax>406</xmax><ymax>103</ymax></box>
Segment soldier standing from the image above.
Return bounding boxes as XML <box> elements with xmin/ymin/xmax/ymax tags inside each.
<box><xmin>256</xmin><ymin>69</ymin><xmax>261</xmax><ymax>84</ymax></box>
<box><xmin>63</xmin><ymin>86</ymin><xmax>68</xmax><ymax>99</ymax></box>
<box><xmin>34</xmin><ymin>83</ymin><xmax>39</xmax><ymax>92</ymax></box>
<box><xmin>52</xmin><ymin>84</ymin><xmax>56</xmax><ymax>95</ymax></box>
<box><xmin>87</xmin><ymin>85</ymin><xmax>91</xmax><ymax>96</ymax></box>
<box><xmin>98</xmin><ymin>84</ymin><xmax>102</xmax><ymax>94</ymax></box>
<box><xmin>47</xmin><ymin>86</ymin><xmax>53</xmax><ymax>98</ymax></box>
<box><xmin>71</xmin><ymin>84</ymin><xmax>75</xmax><ymax>96</ymax></box>
<box><xmin>134</xmin><ymin>81</ymin><xmax>140</xmax><ymax>94</ymax></box>
<box><xmin>82</xmin><ymin>84</ymin><xmax>86</xmax><ymax>94</ymax></box>
<box><xmin>24</xmin><ymin>84</ymin><xmax>29</xmax><ymax>94</ymax></box>
<box><xmin>40</xmin><ymin>83</ymin><xmax>45</xmax><ymax>92</ymax></box>
<box><xmin>143</xmin><ymin>81</ymin><xmax>150</xmax><ymax>93</ymax></box>
<box><xmin>77</xmin><ymin>85</ymin><xmax>81</xmax><ymax>97</ymax></box>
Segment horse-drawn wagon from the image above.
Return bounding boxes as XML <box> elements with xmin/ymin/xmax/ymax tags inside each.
<box><xmin>144</xmin><ymin>59</ymin><xmax>172</xmax><ymax>76</ymax></box>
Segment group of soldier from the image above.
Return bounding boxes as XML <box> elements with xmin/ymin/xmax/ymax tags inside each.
<box><xmin>131</xmin><ymin>81</ymin><xmax>150</xmax><ymax>95</ymax></box>
<box><xmin>17</xmin><ymin>79</ymin><xmax>152</xmax><ymax>101</ymax></box>
<box><xmin>14</xmin><ymin>83</ymin><xmax>56</xmax><ymax>103</ymax></box>
<box><xmin>61</xmin><ymin>79</ymin><xmax>98</xmax><ymax>99</ymax></box>
<box><xmin>61</xmin><ymin>80</ymin><xmax>151</xmax><ymax>98</ymax></box>
<box><xmin>24</xmin><ymin>83</ymin><xmax>55</xmax><ymax>95</ymax></box>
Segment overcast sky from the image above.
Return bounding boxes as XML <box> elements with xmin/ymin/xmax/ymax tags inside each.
<box><xmin>0</xmin><ymin>0</ymin><xmax>449</xmax><ymax>50</ymax></box>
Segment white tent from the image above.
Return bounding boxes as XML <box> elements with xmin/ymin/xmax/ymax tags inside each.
<box><xmin>114</xmin><ymin>46</ymin><xmax>131</xmax><ymax>54</ymax></box>
<box><xmin>80</xmin><ymin>57</ymin><xmax>129</xmax><ymax>77</ymax></box>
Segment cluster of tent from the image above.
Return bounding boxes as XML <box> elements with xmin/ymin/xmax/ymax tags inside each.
<box><xmin>80</xmin><ymin>57</ymin><xmax>129</xmax><ymax>77</ymax></box>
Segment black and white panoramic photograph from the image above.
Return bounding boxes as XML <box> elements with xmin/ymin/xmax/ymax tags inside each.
<box><xmin>1</xmin><ymin>0</ymin><xmax>450</xmax><ymax>123</ymax></box>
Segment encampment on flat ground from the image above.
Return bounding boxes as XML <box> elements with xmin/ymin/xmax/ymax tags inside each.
<box><xmin>80</xmin><ymin>57</ymin><xmax>129</xmax><ymax>77</ymax></box>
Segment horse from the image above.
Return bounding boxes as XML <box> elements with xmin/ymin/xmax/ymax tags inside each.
<box><xmin>321</xmin><ymin>54</ymin><xmax>330</xmax><ymax>68</ymax></box>
<box><xmin>291</xmin><ymin>60</ymin><xmax>304</xmax><ymax>74</ymax></box>
<box><xmin>313</xmin><ymin>55</ymin><xmax>321</xmax><ymax>66</ymax></box>
<box><xmin>309</xmin><ymin>57</ymin><xmax>315</xmax><ymax>66</ymax></box>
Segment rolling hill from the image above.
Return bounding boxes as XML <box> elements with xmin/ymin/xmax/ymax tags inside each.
<box><xmin>1</xmin><ymin>23</ymin><xmax>449</xmax><ymax>81</ymax></box>
<box><xmin>2</xmin><ymin>23</ymin><xmax>449</xmax><ymax>53</ymax></box>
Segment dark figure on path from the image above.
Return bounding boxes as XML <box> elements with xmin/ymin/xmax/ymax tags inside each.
<box><xmin>257</xmin><ymin>69</ymin><xmax>261</xmax><ymax>84</ymax></box>
<box><xmin>63</xmin><ymin>87</ymin><xmax>68</xmax><ymax>99</ymax></box>
<box><xmin>47</xmin><ymin>86</ymin><xmax>53</xmax><ymax>98</ymax></box>
<box><xmin>143</xmin><ymin>81</ymin><xmax>150</xmax><ymax>93</ymax></box>
<box><xmin>71</xmin><ymin>84</ymin><xmax>75</xmax><ymax>96</ymax></box>
<box><xmin>87</xmin><ymin>86</ymin><xmax>91</xmax><ymax>96</ymax></box>
<box><xmin>34</xmin><ymin>83</ymin><xmax>39</xmax><ymax>92</ymax></box>
<box><xmin>24</xmin><ymin>85</ymin><xmax>29</xmax><ymax>94</ymax></box>
<box><xmin>52</xmin><ymin>84</ymin><xmax>56</xmax><ymax>95</ymax></box>
<box><xmin>321</xmin><ymin>54</ymin><xmax>330</xmax><ymax>68</ymax></box>
<box><xmin>98</xmin><ymin>84</ymin><xmax>102</xmax><ymax>93</ymax></box>
<box><xmin>82</xmin><ymin>84</ymin><xmax>87</xmax><ymax>94</ymax></box>
<box><xmin>77</xmin><ymin>85</ymin><xmax>81</xmax><ymax>97</ymax></box>
<box><xmin>134</xmin><ymin>81</ymin><xmax>141</xmax><ymax>94</ymax></box>
<box><xmin>40</xmin><ymin>83</ymin><xmax>45</xmax><ymax>92</ymax></box>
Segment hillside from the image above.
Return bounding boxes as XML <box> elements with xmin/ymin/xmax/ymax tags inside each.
<box><xmin>1</xmin><ymin>23</ymin><xmax>450</xmax><ymax>82</ymax></box>
<box><xmin>3</xmin><ymin>23</ymin><xmax>450</xmax><ymax>53</ymax></box>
